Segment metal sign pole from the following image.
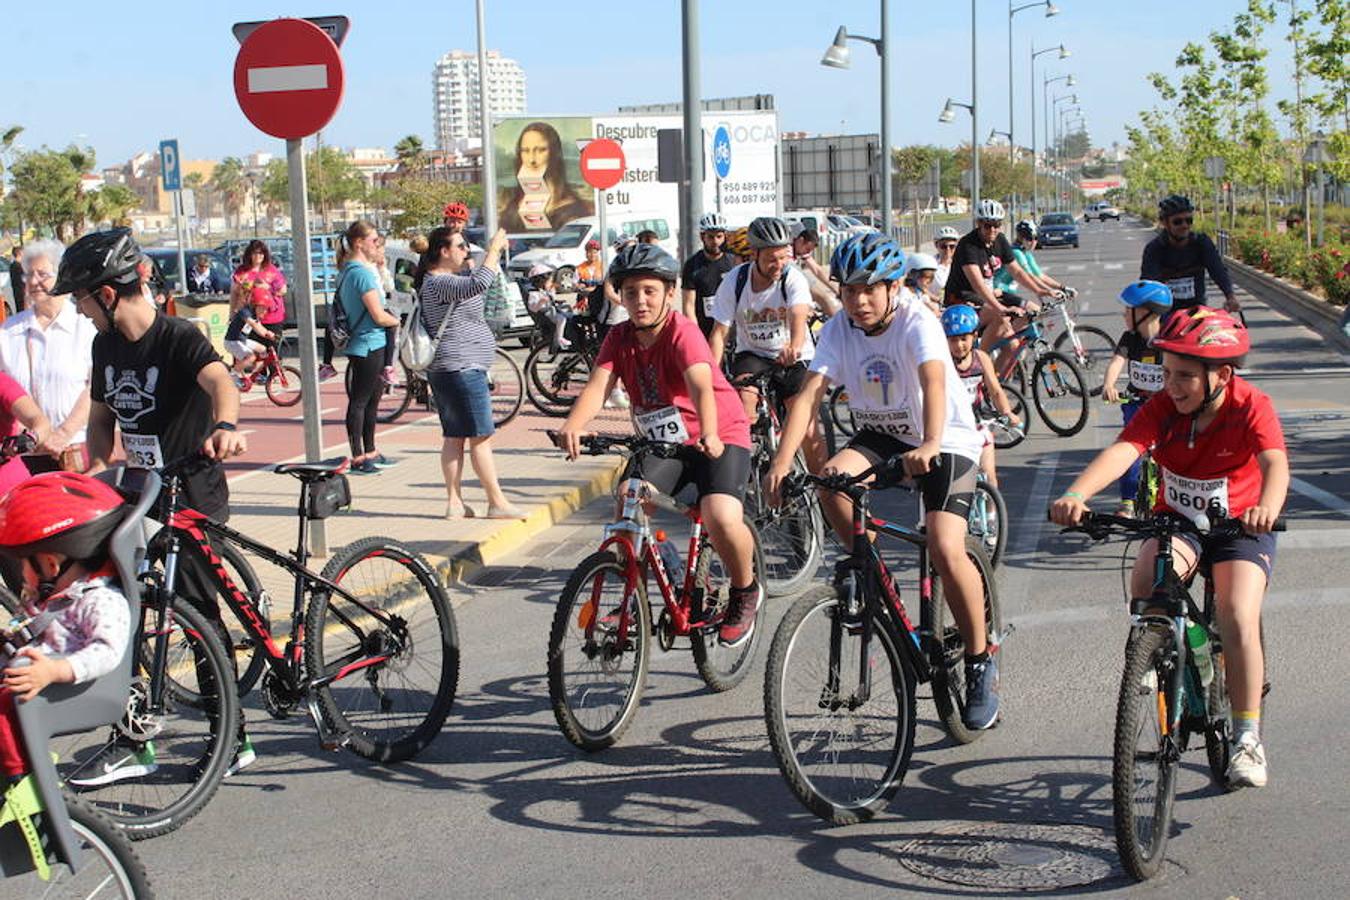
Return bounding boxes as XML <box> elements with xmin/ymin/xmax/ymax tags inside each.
<box><xmin>173</xmin><ymin>191</ymin><xmax>189</xmax><ymax>294</ymax></box>
<box><xmin>596</xmin><ymin>188</ymin><xmax>608</xmax><ymax>271</ymax></box>
<box><xmin>287</xmin><ymin>136</ymin><xmax>326</xmax><ymax>555</ymax></box>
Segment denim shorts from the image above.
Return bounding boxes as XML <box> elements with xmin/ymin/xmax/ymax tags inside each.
<box><xmin>428</xmin><ymin>368</ymin><xmax>494</xmax><ymax>438</ymax></box>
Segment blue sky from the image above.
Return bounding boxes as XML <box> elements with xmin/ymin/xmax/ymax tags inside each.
<box><xmin>4</xmin><ymin>1</ymin><xmax>1309</xmax><ymax>168</ymax></box>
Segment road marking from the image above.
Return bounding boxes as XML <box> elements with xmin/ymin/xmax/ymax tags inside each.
<box><xmin>248</xmin><ymin>64</ymin><xmax>328</xmax><ymax>93</ymax></box>
<box><xmin>1002</xmin><ymin>450</ymin><xmax>1062</xmax><ymax>613</ymax></box>
<box><xmin>290</xmin><ymin>407</ymin><xmax>337</xmax><ymax>421</ymax></box>
<box><xmin>1065</xmin><ymin>264</ymin><xmax>1086</xmax><ymax>272</ymax></box>
<box><xmin>1103</xmin><ymin>263</ymin><xmax>1123</xmax><ymax>270</ymax></box>
<box><xmin>1279</xmin><ymin>528</ymin><xmax>1350</xmax><ymax>550</ymax></box>
<box><xmin>1289</xmin><ymin>477</ymin><xmax>1350</xmax><ymax>519</ymax></box>
<box><xmin>1007</xmin><ymin>586</ymin><xmax>1350</xmax><ymax>630</ymax></box>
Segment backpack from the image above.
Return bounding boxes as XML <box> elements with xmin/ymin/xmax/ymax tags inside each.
<box><xmin>732</xmin><ymin>262</ymin><xmax>789</xmax><ymax>310</ymax></box>
<box><xmin>328</xmin><ymin>269</ymin><xmax>368</xmax><ymax>352</ymax></box>
<box><xmin>398</xmin><ymin>291</ymin><xmax>455</xmax><ymax>374</ymax></box>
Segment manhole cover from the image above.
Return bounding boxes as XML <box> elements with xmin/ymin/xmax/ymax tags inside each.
<box><xmin>898</xmin><ymin>822</ymin><xmax>1116</xmax><ymax>890</ymax></box>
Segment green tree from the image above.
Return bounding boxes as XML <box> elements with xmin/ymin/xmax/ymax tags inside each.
<box><xmin>7</xmin><ymin>148</ymin><xmax>83</xmax><ymax>238</ymax></box>
<box><xmin>394</xmin><ymin>135</ymin><xmax>426</xmax><ymax>171</ymax></box>
<box><xmin>87</xmin><ymin>183</ymin><xmax>140</xmax><ymax>226</ymax></box>
<box><xmin>1305</xmin><ymin>0</ymin><xmax>1348</xmax><ymax>132</ymax></box>
<box><xmin>387</xmin><ymin>177</ymin><xmax>480</xmax><ymax>234</ymax></box>
<box><xmin>0</xmin><ymin>125</ymin><xmax>22</xmax><ymax>184</ymax></box>
<box><xmin>209</xmin><ymin>157</ymin><xmax>248</xmax><ymax>230</ymax></box>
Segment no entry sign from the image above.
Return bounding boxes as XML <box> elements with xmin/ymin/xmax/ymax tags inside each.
<box><xmin>580</xmin><ymin>139</ymin><xmax>626</xmax><ymax>191</ymax></box>
<box><xmin>233</xmin><ymin>18</ymin><xmax>345</xmax><ymax>140</ymax></box>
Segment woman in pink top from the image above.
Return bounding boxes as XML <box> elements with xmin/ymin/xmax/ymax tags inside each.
<box><xmin>231</xmin><ymin>240</ymin><xmax>288</xmax><ymax>328</ymax></box>
<box><xmin>0</xmin><ymin>371</ymin><xmax>51</xmax><ymax>498</ymax></box>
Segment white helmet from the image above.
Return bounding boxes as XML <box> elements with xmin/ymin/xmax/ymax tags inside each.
<box><xmin>934</xmin><ymin>225</ymin><xmax>961</xmax><ymax>242</ymax></box>
<box><xmin>905</xmin><ymin>252</ymin><xmax>939</xmax><ymax>274</ymax></box>
<box><xmin>698</xmin><ymin>211</ymin><xmax>727</xmax><ymax>232</ymax></box>
<box><xmin>976</xmin><ymin>199</ymin><xmax>1006</xmax><ymax>222</ymax></box>
<box><xmin>527</xmin><ymin>263</ymin><xmax>554</xmax><ymax>280</ymax></box>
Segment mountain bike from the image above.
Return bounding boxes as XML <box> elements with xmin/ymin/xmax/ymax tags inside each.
<box><xmin>976</xmin><ymin>386</ymin><xmax>1029</xmax><ymax>450</ymax></box>
<box><xmin>1037</xmin><ymin>289</ymin><xmax>1116</xmax><ymax>396</ymax></box>
<box><xmin>764</xmin><ymin>462</ymin><xmax>1004</xmax><ymax>824</ymax></box>
<box><xmin>1058</xmin><ymin>510</ymin><xmax>1283</xmax><ymax>880</ymax></box>
<box><xmin>232</xmin><ymin>343</ymin><xmax>303</xmax><ymax>408</ymax></box>
<box><xmin>546</xmin><ymin>434</ymin><xmax>765</xmax><ymax>751</ymax></box>
<box><xmin>967</xmin><ymin>472</ymin><xmax>1008</xmax><ymax>568</ymax></box>
<box><xmin>347</xmin><ymin>348</ymin><xmax>524</xmax><ymax>428</ymax></box>
<box><xmin>987</xmin><ymin>306</ymin><xmax>1090</xmax><ymax>436</ymax></box>
<box><xmin>524</xmin><ymin>319</ymin><xmax>601</xmax><ymax>417</ymax></box>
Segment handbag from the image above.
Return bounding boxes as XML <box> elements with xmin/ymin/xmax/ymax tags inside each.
<box><xmin>398</xmin><ymin>292</ymin><xmax>455</xmax><ymax>374</ymax></box>
<box><xmin>483</xmin><ymin>270</ymin><xmax>518</xmax><ymax>334</ymax></box>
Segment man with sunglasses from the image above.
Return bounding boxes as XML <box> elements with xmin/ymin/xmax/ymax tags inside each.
<box><xmin>1141</xmin><ymin>195</ymin><xmax>1239</xmax><ymax>314</ymax></box>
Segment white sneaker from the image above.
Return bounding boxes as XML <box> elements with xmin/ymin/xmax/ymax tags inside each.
<box><xmin>68</xmin><ymin>742</ymin><xmax>158</xmax><ymax>788</ymax></box>
<box><xmin>1226</xmin><ymin>733</ymin><xmax>1268</xmax><ymax>788</ymax></box>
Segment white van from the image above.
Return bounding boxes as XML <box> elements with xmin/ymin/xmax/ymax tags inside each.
<box><xmin>506</xmin><ymin>212</ymin><xmax>677</xmax><ymax>292</ymax></box>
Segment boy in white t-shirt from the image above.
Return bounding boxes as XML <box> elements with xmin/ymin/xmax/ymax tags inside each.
<box><xmin>766</xmin><ymin>232</ymin><xmax>1001</xmax><ymax>732</ymax></box>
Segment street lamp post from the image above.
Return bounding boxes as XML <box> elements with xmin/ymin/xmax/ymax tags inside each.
<box><xmin>1032</xmin><ymin>56</ymin><xmax>1071</xmax><ymax>214</ymax></box>
<box><xmin>939</xmin><ymin>98</ymin><xmax>977</xmax><ymax>211</ymax></box>
<box><xmin>1303</xmin><ymin>131</ymin><xmax>1332</xmax><ymax>246</ymax></box>
<box><xmin>1048</xmin><ymin>94</ymin><xmax>1076</xmax><ymax>207</ymax></box>
<box><xmin>1059</xmin><ymin>108</ymin><xmax>1083</xmax><ymax>204</ymax></box>
<box><xmin>1008</xmin><ymin>1</ymin><xmax>1059</xmax><ymax>218</ymax></box>
<box><xmin>822</xmin><ymin>0</ymin><xmax>892</xmax><ymax>233</ymax></box>
<box><xmin>245</xmin><ymin>171</ymin><xmax>260</xmax><ymax>237</ymax></box>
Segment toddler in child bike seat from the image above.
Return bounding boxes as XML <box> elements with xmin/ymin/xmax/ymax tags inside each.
<box><xmin>0</xmin><ymin>472</ymin><xmax>132</xmax><ymax>784</ymax></box>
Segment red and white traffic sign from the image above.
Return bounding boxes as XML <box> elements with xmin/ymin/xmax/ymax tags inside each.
<box><xmin>580</xmin><ymin>139</ymin><xmax>627</xmax><ymax>191</ymax></box>
<box><xmin>233</xmin><ymin>18</ymin><xmax>345</xmax><ymax>140</ymax></box>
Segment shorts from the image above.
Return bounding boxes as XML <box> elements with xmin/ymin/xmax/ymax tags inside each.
<box><xmin>224</xmin><ymin>339</ymin><xmax>264</xmax><ymax>360</ymax></box>
<box><xmin>428</xmin><ymin>368</ymin><xmax>494</xmax><ymax>438</ymax></box>
<box><xmin>730</xmin><ymin>352</ymin><xmax>808</xmax><ymax>399</ymax></box>
<box><xmin>1176</xmin><ymin>526</ymin><xmax>1277</xmax><ymax>581</ymax></box>
<box><xmin>626</xmin><ymin>443</ymin><xmax>750</xmax><ymax>504</ymax></box>
<box><xmin>845</xmin><ymin>429</ymin><xmax>977</xmax><ymax>517</ymax></box>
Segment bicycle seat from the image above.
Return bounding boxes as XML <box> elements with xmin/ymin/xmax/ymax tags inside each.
<box><xmin>274</xmin><ymin>457</ymin><xmax>349</xmax><ymax>480</ymax></box>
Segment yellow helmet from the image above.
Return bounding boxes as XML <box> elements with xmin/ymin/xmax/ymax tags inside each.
<box><xmin>725</xmin><ymin>226</ymin><xmax>751</xmax><ymax>258</ymax></box>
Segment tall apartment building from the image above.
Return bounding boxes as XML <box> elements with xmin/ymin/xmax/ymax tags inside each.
<box><xmin>432</xmin><ymin>49</ymin><xmax>527</xmax><ymax>150</ymax></box>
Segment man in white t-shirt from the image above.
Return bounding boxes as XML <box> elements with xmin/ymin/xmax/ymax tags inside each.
<box><xmin>765</xmin><ymin>231</ymin><xmax>1001</xmax><ymax>733</ymax></box>
<box><xmin>708</xmin><ymin>216</ymin><xmax>824</xmax><ymax>471</ymax></box>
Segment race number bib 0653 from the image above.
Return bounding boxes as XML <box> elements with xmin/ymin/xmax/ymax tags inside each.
<box><xmin>854</xmin><ymin>407</ymin><xmax>919</xmax><ymax>440</ymax></box>
<box><xmin>634</xmin><ymin>406</ymin><xmax>690</xmax><ymax>444</ymax></box>
<box><xmin>1161</xmin><ymin>467</ymin><xmax>1229</xmax><ymax>516</ymax></box>
<box><xmin>1167</xmin><ymin>277</ymin><xmax>1196</xmax><ymax>301</ymax></box>
<box><xmin>1128</xmin><ymin>360</ymin><xmax>1164</xmax><ymax>393</ymax></box>
<box><xmin>122</xmin><ymin>433</ymin><xmax>164</xmax><ymax>469</ymax></box>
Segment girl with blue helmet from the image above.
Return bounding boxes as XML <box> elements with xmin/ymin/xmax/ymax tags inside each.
<box><xmin>1101</xmin><ymin>280</ymin><xmax>1173</xmax><ymax>516</ymax></box>
<box><xmin>766</xmin><ymin>233</ymin><xmax>1002</xmax><ymax>731</ymax></box>
<box><xmin>941</xmin><ymin>305</ymin><xmax>1019</xmax><ymax>488</ymax></box>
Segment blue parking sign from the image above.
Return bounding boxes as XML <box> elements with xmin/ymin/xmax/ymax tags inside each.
<box><xmin>712</xmin><ymin>126</ymin><xmax>732</xmax><ymax>180</ymax></box>
<box><xmin>159</xmin><ymin>139</ymin><xmax>181</xmax><ymax>192</ymax></box>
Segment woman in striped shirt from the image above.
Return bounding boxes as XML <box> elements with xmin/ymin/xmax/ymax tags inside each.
<box><xmin>414</xmin><ymin>226</ymin><xmax>524</xmax><ymax>520</ymax></box>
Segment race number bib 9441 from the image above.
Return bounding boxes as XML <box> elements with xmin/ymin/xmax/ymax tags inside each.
<box><xmin>744</xmin><ymin>319</ymin><xmax>787</xmax><ymax>352</ymax></box>
<box><xmin>1162</xmin><ymin>467</ymin><xmax>1229</xmax><ymax>516</ymax></box>
<box><xmin>122</xmin><ymin>433</ymin><xmax>164</xmax><ymax>469</ymax></box>
<box><xmin>634</xmin><ymin>406</ymin><xmax>690</xmax><ymax>444</ymax></box>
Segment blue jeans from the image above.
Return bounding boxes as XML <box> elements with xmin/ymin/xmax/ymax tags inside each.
<box><xmin>1118</xmin><ymin>399</ymin><xmax>1143</xmax><ymax>502</ymax></box>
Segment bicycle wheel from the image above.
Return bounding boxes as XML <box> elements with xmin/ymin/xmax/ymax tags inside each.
<box><xmin>1113</xmin><ymin>625</ymin><xmax>1179</xmax><ymax>881</ymax></box>
<box><xmin>524</xmin><ymin>345</ymin><xmax>583</xmax><ymax>417</ymax></box>
<box><xmin>1054</xmin><ymin>325</ymin><xmax>1116</xmax><ymax>397</ymax></box>
<box><xmin>0</xmin><ymin>797</ymin><xmax>155</xmax><ymax>898</ymax></box>
<box><xmin>547</xmin><ymin>549</ymin><xmax>651</xmax><ymax>751</ymax></box>
<box><xmin>306</xmin><ymin>537</ymin><xmax>459</xmax><ymax>763</ymax></box>
<box><xmin>1204</xmin><ymin>647</ymin><xmax>1232</xmax><ymax>787</ymax></box>
<box><xmin>763</xmin><ymin>585</ymin><xmax>917</xmax><ymax>824</ymax></box>
<box><xmin>690</xmin><ymin>518</ymin><xmax>767</xmax><ymax>692</ymax></box>
<box><xmin>745</xmin><ymin>446</ymin><xmax>822</xmax><ymax>598</ymax></box>
<box><xmin>967</xmin><ymin>479</ymin><xmax>1008</xmax><ymax>568</ymax></box>
<box><xmin>1030</xmin><ymin>350</ymin><xmax>1089</xmax><ymax>436</ymax></box>
<box><xmin>827</xmin><ymin>385</ymin><xmax>856</xmax><ymax>437</ymax></box>
<box><xmin>987</xmin><ymin>385</ymin><xmax>1029</xmax><ymax>450</ymax></box>
<box><xmin>929</xmin><ymin>537</ymin><xmax>1002</xmax><ymax>744</ymax></box>
<box><xmin>490</xmin><ymin>347</ymin><xmax>525</xmax><ymax>428</ymax></box>
<box><xmin>348</xmin><ymin>362</ymin><xmax>414</xmax><ymax>424</ymax></box>
<box><xmin>58</xmin><ymin>596</ymin><xmax>239</xmax><ymax>840</ymax></box>
<box><xmin>265</xmin><ymin>364</ymin><xmax>304</xmax><ymax>407</ymax></box>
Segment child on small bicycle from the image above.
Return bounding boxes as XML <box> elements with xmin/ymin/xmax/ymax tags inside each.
<box><xmin>223</xmin><ymin>285</ymin><xmax>276</xmax><ymax>389</ymax></box>
<box><xmin>1050</xmin><ymin>306</ymin><xmax>1287</xmax><ymax>789</ymax></box>
<box><xmin>0</xmin><ymin>472</ymin><xmax>133</xmax><ymax>784</ymax></box>
<box><xmin>554</xmin><ymin>243</ymin><xmax>762</xmax><ymax>647</ymax></box>
<box><xmin>767</xmin><ymin>233</ymin><xmax>1001</xmax><ymax>732</ymax></box>
<box><xmin>524</xmin><ymin>263</ymin><xmax>575</xmax><ymax>352</ymax></box>
<box><xmin>1101</xmin><ymin>280</ymin><xmax>1172</xmax><ymax>517</ymax></box>
<box><xmin>941</xmin><ymin>304</ymin><xmax>1019</xmax><ymax>488</ymax></box>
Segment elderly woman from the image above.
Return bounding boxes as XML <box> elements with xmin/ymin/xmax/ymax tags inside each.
<box><xmin>0</xmin><ymin>240</ymin><xmax>95</xmax><ymax>474</ymax></box>
<box><xmin>413</xmin><ymin>226</ymin><xmax>523</xmax><ymax>519</ymax></box>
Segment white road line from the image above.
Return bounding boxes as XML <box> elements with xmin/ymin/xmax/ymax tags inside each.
<box><xmin>1103</xmin><ymin>262</ymin><xmax>1123</xmax><ymax>270</ymax></box>
<box><xmin>1289</xmin><ymin>477</ymin><xmax>1350</xmax><ymax>519</ymax></box>
<box><xmin>290</xmin><ymin>406</ymin><xmax>337</xmax><ymax>421</ymax></box>
<box><xmin>1278</xmin><ymin>529</ymin><xmax>1350</xmax><ymax>550</ymax></box>
<box><xmin>1007</xmin><ymin>586</ymin><xmax>1350</xmax><ymax>630</ymax></box>
<box><xmin>1003</xmin><ymin>450</ymin><xmax>1062</xmax><ymax>613</ymax></box>
<box><xmin>1065</xmin><ymin>264</ymin><xmax>1086</xmax><ymax>272</ymax></box>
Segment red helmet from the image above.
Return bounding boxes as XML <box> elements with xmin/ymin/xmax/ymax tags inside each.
<box><xmin>0</xmin><ymin>472</ymin><xmax>127</xmax><ymax>560</ymax></box>
<box><xmin>442</xmin><ymin>201</ymin><xmax>469</xmax><ymax>222</ymax></box>
<box><xmin>1151</xmin><ymin>306</ymin><xmax>1250</xmax><ymax>362</ymax></box>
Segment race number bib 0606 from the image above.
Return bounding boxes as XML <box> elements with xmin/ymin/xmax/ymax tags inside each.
<box><xmin>1161</xmin><ymin>467</ymin><xmax>1229</xmax><ymax>516</ymax></box>
<box><xmin>634</xmin><ymin>406</ymin><xmax>690</xmax><ymax>444</ymax></box>
<box><xmin>1128</xmin><ymin>360</ymin><xmax>1164</xmax><ymax>393</ymax></box>
<box><xmin>122</xmin><ymin>433</ymin><xmax>164</xmax><ymax>469</ymax></box>
<box><xmin>1167</xmin><ymin>277</ymin><xmax>1196</xmax><ymax>300</ymax></box>
<box><xmin>744</xmin><ymin>319</ymin><xmax>787</xmax><ymax>352</ymax></box>
<box><xmin>854</xmin><ymin>407</ymin><xmax>919</xmax><ymax>440</ymax></box>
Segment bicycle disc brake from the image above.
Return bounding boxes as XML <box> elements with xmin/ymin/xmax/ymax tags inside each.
<box><xmin>116</xmin><ymin>678</ymin><xmax>164</xmax><ymax>743</ymax></box>
<box><xmin>261</xmin><ymin>671</ymin><xmax>300</xmax><ymax>719</ymax></box>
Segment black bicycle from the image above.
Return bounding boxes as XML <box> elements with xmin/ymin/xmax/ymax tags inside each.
<box><xmin>1058</xmin><ymin>509</ymin><xmax>1282</xmax><ymax>880</ymax></box>
<box><xmin>764</xmin><ymin>462</ymin><xmax>1004</xmax><ymax>824</ymax></box>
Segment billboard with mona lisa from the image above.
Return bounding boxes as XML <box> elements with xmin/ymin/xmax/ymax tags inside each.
<box><xmin>493</xmin><ymin>117</ymin><xmax>595</xmax><ymax>232</ymax></box>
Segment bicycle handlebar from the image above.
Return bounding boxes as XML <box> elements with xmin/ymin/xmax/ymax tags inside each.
<box><xmin>0</xmin><ymin>432</ymin><xmax>36</xmax><ymax>462</ymax></box>
<box><xmin>546</xmin><ymin>431</ymin><xmax>699</xmax><ymax>461</ymax></box>
<box><xmin>781</xmin><ymin>455</ymin><xmax>913</xmax><ymax>503</ymax></box>
<box><xmin>1054</xmin><ymin>509</ymin><xmax>1286</xmax><ymax>542</ymax></box>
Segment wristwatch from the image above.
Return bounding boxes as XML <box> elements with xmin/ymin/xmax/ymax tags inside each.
<box><xmin>213</xmin><ymin>421</ymin><xmax>238</xmax><ymax>433</ymax></box>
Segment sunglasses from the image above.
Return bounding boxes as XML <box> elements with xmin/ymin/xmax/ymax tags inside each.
<box><xmin>1169</xmin><ymin>216</ymin><xmax>1194</xmax><ymax>226</ymax></box>
<box><xmin>937</xmin><ymin>241</ymin><xmax>957</xmax><ymax>249</ymax></box>
<box><xmin>978</xmin><ymin>220</ymin><xmax>1002</xmax><ymax>228</ymax></box>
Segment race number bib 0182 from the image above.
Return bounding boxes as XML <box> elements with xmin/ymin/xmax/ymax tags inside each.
<box><xmin>1128</xmin><ymin>360</ymin><xmax>1164</xmax><ymax>393</ymax></box>
<box><xmin>854</xmin><ymin>407</ymin><xmax>919</xmax><ymax>440</ymax></box>
<box><xmin>1167</xmin><ymin>277</ymin><xmax>1196</xmax><ymax>301</ymax></box>
<box><xmin>1161</xmin><ymin>467</ymin><xmax>1229</xmax><ymax>516</ymax></box>
<box><xmin>634</xmin><ymin>406</ymin><xmax>690</xmax><ymax>444</ymax></box>
<box><xmin>122</xmin><ymin>433</ymin><xmax>164</xmax><ymax>469</ymax></box>
<box><xmin>744</xmin><ymin>319</ymin><xmax>787</xmax><ymax>352</ymax></box>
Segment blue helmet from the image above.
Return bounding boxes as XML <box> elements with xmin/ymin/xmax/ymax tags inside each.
<box><xmin>830</xmin><ymin>233</ymin><xmax>907</xmax><ymax>286</ymax></box>
<box><xmin>1119</xmin><ymin>280</ymin><xmax>1173</xmax><ymax>311</ymax></box>
<box><xmin>941</xmin><ymin>304</ymin><xmax>980</xmax><ymax>337</ymax></box>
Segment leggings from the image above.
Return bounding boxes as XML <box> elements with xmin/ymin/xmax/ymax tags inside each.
<box><xmin>1119</xmin><ymin>399</ymin><xmax>1143</xmax><ymax>501</ymax></box>
<box><xmin>345</xmin><ymin>352</ymin><xmax>383</xmax><ymax>457</ymax></box>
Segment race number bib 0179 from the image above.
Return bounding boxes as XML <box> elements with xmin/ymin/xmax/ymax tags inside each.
<box><xmin>854</xmin><ymin>407</ymin><xmax>919</xmax><ymax>440</ymax></box>
<box><xmin>122</xmin><ymin>433</ymin><xmax>164</xmax><ymax>469</ymax></box>
<box><xmin>1161</xmin><ymin>467</ymin><xmax>1229</xmax><ymax>516</ymax></box>
<box><xmin>634</xmin><ymin>406</ymin><xmax>690</xmax><ymax>444</ymax></box>
<box><xmin>1167</xmin><ymin>277</ymin><xmax>1196</xmax><ymax>301</ymax></box>
<box><xmin>744</xmin><ymin>319</ymin><xmax>787</xmax><ymax>352</ymax></box>
<box><xmin>1128</xmin><ymin>360</ymin><xmax>1164</xmax><ymax>393</ymax></box>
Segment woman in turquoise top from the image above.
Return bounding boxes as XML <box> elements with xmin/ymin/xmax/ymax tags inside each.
<box><xmin>994</xmin><ymin>220</ymin><xmax>1069</xmax><ymax>300</ymax></box>
<box><xmin>337</xmin><ymin>220</ymin><xmax>400</xmax><ymax>475</ymax></box>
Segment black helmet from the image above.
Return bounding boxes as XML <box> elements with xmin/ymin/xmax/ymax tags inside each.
<box><xmin>608</xmin><ymin>242</ymin><xmax>680</xmax><ymax>287</ymax></box>
<box><xmin>52</xmin><ymin>228</ymin><xmax>143</xmax><ymax>296</ymax></box>
<box><xmin>1158</xmin><ymin>195</ymin><xmax>1194</xmax><ymax>219</ymax></box>
<box><xmin>747</xmin><ymin>216</ymin><xmax>792</xmax><ymax>250</ymax></box>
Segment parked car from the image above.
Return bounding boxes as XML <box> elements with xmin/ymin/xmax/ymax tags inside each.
<box><xmin>506</xmin><ymin>213</ymin><xmax>677</xmax><ymax>291</ymax></box>
<box><xmin>1037</xmin><ymin>212</ymin><xmax>1080</xmax><ymax>249</ymax></box>
<box><xmin>1084</xmin><ymin>201</ymin><xmax>1121</xmax><ymax>221</ymax></box>
<box><xmin>145</xmin><ymin>248</ymin><xmax>234</xmax><ymax>295</ymax></box>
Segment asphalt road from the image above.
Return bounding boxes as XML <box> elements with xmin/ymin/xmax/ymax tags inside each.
<box><xmin>135</xmin><ymin>218</ymin><xmax>1350</xmax><ymax>899</ymax></box>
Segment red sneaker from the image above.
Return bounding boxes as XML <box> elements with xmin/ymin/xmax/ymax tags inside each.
<box><xmin>718</xmin><ymin>583</ymin><xmax>762</xmax><ymax>647</ymax></box>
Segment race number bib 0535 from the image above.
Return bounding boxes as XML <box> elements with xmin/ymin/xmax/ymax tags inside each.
<box><xmin>1167</xmin><ymin>277</ymin><xmax>1196</xmax><ymax>301</ymax></box>
<box><xmin>1128</xmin><ymin>360</ymin><xmax>1164</xmax><ymax>393</ymax></box>
<box><xmin>122</xmin><ymin>433</ymin><xmax>164</xmax><ymax>469</ymax></box>
<box><xmin>1162</xmin><ymin>467</ymin><xmax>1229</xmax><ymax>516</ymax></box>
<box><xmin>854</xmin><ymin>407</ymin><xmax>919</xmax><ymax>440</ymax></box>
<box><xmin>634</xmin><ymin>406</ymin><xmax>690</xmax><ymax>444</ymax></box>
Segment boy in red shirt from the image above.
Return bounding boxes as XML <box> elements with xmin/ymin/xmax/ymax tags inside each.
<box><xmin>1051</xmin><ymin>307</ymin><xmax>1288</xmax><ymax>789</ymax></box>
<box><xmin>555</xmin><ymin>243</ymin><xmax>762</xmax><ymax>646</ymax></box>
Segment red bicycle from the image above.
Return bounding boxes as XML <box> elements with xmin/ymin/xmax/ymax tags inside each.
<box><xmin>233</xmin><ymin>343</ymin><xmax>303</xmax><ymax>407</ymax></box>
<box><xmin>545</xmin><ymin>434</ymin><xmax>765</xmax><ymax>751</ymax></box>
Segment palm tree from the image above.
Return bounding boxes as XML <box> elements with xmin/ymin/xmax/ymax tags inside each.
<box><xmin>64</xmin><ymin>144</ymin><xmax>96</xmax><ymax>238</ymax></box>
<box><xmin>394</xmin><ymin>134</ymin><xmax>426</xmax><ymax>173</ymax></box>
<box><xmin>209</xmin><ymin>157</ymin><xmax>247</xmax><ymax>231</ymax></box>
<box><xmin>183</xmin><ymin>172</ymin><xmax>208</xmax><ymax>239</ymax></box>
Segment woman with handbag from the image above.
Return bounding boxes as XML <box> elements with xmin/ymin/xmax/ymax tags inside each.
<box><xmin>413</xmin><ymin>226</ymin><xmax>524</xmax><ymax>519</ymax></box>
<box><xmin>336</xmin><ymin>221</ymin><xmax>400</xmax><ymax>475</ymax></box>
